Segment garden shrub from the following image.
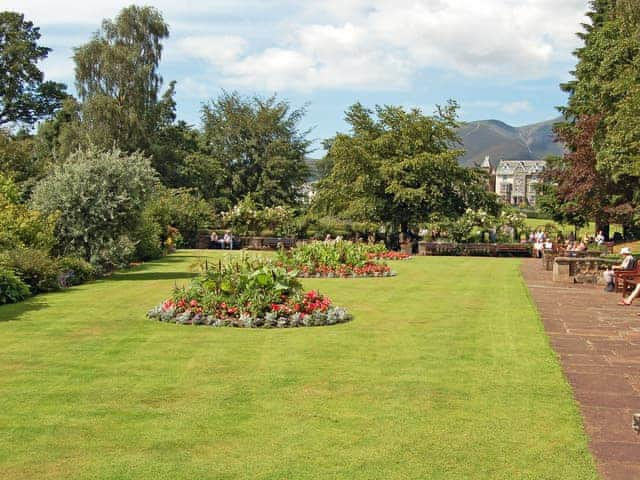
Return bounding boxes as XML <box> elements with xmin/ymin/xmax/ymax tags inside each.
<box><xmin>0</xmin><ymin>174</ymin><xmax>57</xmax><ymax>252</ymax></box>
<box><xmin>58</xmin><ymin>256</ymin><xmax>97</xmax><ymax>286</ymax></box>
<box><xmin>0</xmin><ymin>247</ymin><xmax>62</xmax><ymax>293</ymax></box>
<box><xmin>88</xmin><ymin>235</ymin><xmax>136</xmax><ymax>273</ymax></box>
<box><xmin>220</xmin><ymin>197</ymin><xmax>296</xmax><ymax>237</ymax></box>
<box><xmin>30</xmin><ymin>147</ymin><xmax>158</xmax><ymax>269</ymax></box>
<box><xmin>144</xmin><ymin>188</ymin><xmax>213</xmax><ymax>248</ymax></box>
<box><xmin>133</xmin><ymin>213</ymin><xmax>164</xmax><ymax>261</ymax></box>
<box><xmin>0</xmin><ymin>267</ymin><xmax>31</xmax><ymax>304</ymax></box>
<box><xmin>147</xmin><ymin>255</ymin><xmax>352</xmax><ymax>328</ymax></box>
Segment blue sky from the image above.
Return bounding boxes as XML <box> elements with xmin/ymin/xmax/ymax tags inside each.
<box><xmin>10</xmin><ymin>0</ymin><xmax>589</xmax><ymax>154</ymax></box>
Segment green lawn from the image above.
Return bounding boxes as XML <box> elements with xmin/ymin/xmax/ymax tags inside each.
<box><xmin>0</xmin><ymin>251</ymin><xmax>598</xmax><ymax>479</ymax></box>
<box><xmin>524</xmin><ymin>218</ymin><xmax>622</xmax><ymax>238</ymax></box>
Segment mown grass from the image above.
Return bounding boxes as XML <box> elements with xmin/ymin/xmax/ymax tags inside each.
<box><xmin>0</xmin><ymin>250</ymin><xmax>598</xmax><ymax>479</ymax></box>
<box><xmin>524</xmin><ymin>218</ymin><xmax>622</xmax><ymax>238</ymax></box>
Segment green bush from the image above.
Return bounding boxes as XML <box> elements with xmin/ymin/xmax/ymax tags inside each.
<box><xmin>220</xmin><ymin>197</ymin><xmax>295</xmax><ymax>237</ymax></box>
<box><xmin>133</xmin><ymin>213</ymin><xmax>164</xmax><ymax>261</ymax></box>
<box><xmin>0</xmin><ymin>267</ymin><xmax>31</xmax><ymax>304</ymax></box>
<box><xmin>30</xmin><ymin>147</ymin><xmax>158</xmax><ymax>269</ymax></box>
<box><xmin>0</xmin><ymin>174</ymin><xmax>57</xmax><ymax>252</ymax></box>
<box><xmin>88</xmin><ymin>236</ymin><xmax>135</xmax><ymax>273</ymax></box>
<box><xmin>144</xmin><ymin>188</ymin><xmax>213</xmax><ymax>248</ymax></box>
<box><xmin>58</xmin><ymin>256</ymin><xmax>97</xmax><ymax>286</ymax></box>
<box><xmin>0</xmin><ymin>248</ymin><xmax>62</xmax><ymax>293</ymax></box>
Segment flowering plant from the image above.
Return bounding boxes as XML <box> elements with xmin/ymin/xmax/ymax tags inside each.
<box><xmin>147</xmin><ymin>255</ymin><xmax>352</xmax><ymax>328</ymax></box>
<box><xmin>276</xmin><ymin>240</ymin><xmax>396</xmax><ymax>278</ymax></box>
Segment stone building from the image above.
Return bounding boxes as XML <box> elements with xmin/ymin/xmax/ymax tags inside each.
<box><xmin>480</xmin><ymin>156</ymin><xmax>496</xmax><ymax>193</ymax></box>
<box><xmin>494</xmin><ymin>159</ymin><xmax>546</xmax><ymax>206</ymax></box>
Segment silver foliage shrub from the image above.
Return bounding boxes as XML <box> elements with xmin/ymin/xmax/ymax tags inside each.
<box><xmin>31</xmin><ymin>147</ymin><xmax>158</xmax><ymax>271</ymax></box>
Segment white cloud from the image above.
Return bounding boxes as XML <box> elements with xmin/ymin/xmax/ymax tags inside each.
<box><xmin>2</xmin><ymin>0</ymin><xmax>274</xmax><ymax>26</ymax></box>
<box><xmin>176</xmin><ymin>0</ymin><xmax>588</xmax><ymax>91</ymax></box>
<box><xmin>39</xmin><ymin>54</ymin><xmax>75</xmax><ymax>83</ymax></box>
<box><xmin>501</xmin><ymin>100</ymin><xmax>532</xmax><ymax>114</ymax></box>
<box><xmin>175</xmin><ymin>36</ymin><xmax>247</xmax><ymax>66</ymax></box>
<box><xmin>8</xmin><ymin>0</ymin><xmax>590</xmax><ymax>92</ymax></box>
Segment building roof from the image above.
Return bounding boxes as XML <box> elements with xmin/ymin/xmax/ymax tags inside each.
<box><xmin>495</xmin><ymin>159</ymin><xmax>546</xmax><ymax>176</ymax></box>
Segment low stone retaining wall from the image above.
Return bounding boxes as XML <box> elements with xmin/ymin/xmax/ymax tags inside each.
<box><xmin>418</xmin><ymin>242</ymin><xmax>531</xmax><ymax>257</ymax></box>
<box><xmin>552</xmin><ymin>256</ymin><xmax>617</xmax><ymax>284</ymax></box>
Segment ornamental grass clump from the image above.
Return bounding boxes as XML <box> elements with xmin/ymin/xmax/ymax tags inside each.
<box><xmin>147</xmin><ymin>255</ymin><xmax>352</xmax><ymax>328</ymax></box>
<box><xmin>276</xmin><ymin>240</ymin><xmax>396</xmax><ymax>278</ymax></box>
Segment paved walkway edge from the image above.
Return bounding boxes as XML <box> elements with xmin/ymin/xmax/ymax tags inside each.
<box><xmin>520</xmin><ymin>259</ymin><xmax>640</xmax><ymax>480</ymax></box>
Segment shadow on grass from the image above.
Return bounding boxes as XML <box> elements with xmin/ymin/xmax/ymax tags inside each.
<box><xmin>0</xmin><ymin>298</ymin><xmax>49</xmax><ymax>322</ymax></box>
<box><xmin>107</xmin><ymin>272</ymin><xmax>197</xmax><ymax>282</ymax></box>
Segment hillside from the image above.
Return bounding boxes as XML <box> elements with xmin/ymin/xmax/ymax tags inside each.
<box><xmin>305</xmin><ymin>117</ymin><xmax>566</xmax><ymax>179</ymax></box>
<box><xmin>456</xmin><ymin>117</ymin><xmax>565</xmax><ymax>167</ymax></box>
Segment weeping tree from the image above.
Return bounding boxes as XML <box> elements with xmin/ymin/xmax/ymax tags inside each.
<box><xmin>72</xmin><ymin>5</ymin><xmax>172</xmax><ymax>152</ymax></box>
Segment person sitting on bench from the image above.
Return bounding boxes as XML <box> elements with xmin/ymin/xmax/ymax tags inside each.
<box><xmin>222</xmin><ymin>231</ymin><xmax>233</xmax><ymax>249</ymax></box>
<box><xmin>209</xmin><ymin>231</ymin><xmax>219</xmax><ymax>249</ymax></box>
<box><xmin>603</xmin><ymin>247</ymin><xmax>636</xmax><ymax>291</ymax></box>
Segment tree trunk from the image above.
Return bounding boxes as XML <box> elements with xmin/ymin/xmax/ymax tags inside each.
<box><xmin>595</xmin><ymin>219</ymin><xmax>610</xmax><ymax>240</ymax></box>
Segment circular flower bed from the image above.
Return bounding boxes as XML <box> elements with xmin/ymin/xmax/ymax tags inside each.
<box><xmin>276</xmin><ymin>240</ymin><xmax>396</xmax><ymax>278</ymax></box>
<box><xmin>147</xmin><ymin>256</ymin><xmax>352</xmax><ymax>328</ymax></box>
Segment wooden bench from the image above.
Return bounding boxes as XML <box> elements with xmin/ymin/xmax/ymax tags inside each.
<box><xmin>622</xmin><ymin>274</ymin><xmax>640</xmax><ymax>296</ymax></box>
<box><xmin>261</xmin><ymin>237</ymin><xmax>295</xmax><ymax>250</ymax></box>
<box><xmin>615</xmin><ymin>263</ymin><xmax>640</xmax><ymax>292</ymax></box>
<box><xmin>495</xmin><ymin>244</ymin><xmax>531</xmax><ymax>257</ymax></box>
<box><xmin>418</xmin><ymin>242</ymin><xmax>457</xmax><ymax>256</ymax></box>
<box><xmin>462</xmin><ymin>243</ymin><xmax>496</xmax><ymax>256</ymax></box>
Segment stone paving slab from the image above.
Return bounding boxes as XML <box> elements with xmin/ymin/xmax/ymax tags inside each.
<box><xmin>521</xmin><ymin>259</ymin><xmax>640</xmax><ymax>480</ymax></box>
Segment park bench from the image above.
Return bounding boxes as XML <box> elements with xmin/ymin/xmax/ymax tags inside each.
<box><xmin>495</xmin><ymin>244</ymin><xmax>531</xmax><ymax>257</ymax></box>
<box><xmin>615</xmin><ymin>262</ymin><xmax>640</xmax><ymax>292</ymax></box>
<box><xmin>418</xmin><ymin>242</ymin><xmax>457</xmax><ymax>256</ymax></box>
<box><xmin>622</xmin><ymin>274</ymin><xmax>640</xmax><ymax>296</ymax></box>
<box><xmin>461</xmin><ymin>243</ymin><xmax>496</xmax><ymax>256</ymax></box>
<box><xmin>261</xmin><ymin>237</ymin><xmax>295</xmax><ymax>250</ymax></box>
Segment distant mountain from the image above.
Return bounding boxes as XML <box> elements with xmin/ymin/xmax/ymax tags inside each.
<box><xmin>304</xmin><ymin>156</ymin><xmax>321</xmax><ymax>181</ymax></box>
<box><xmin>456</xmin><ymin>117</ymin><xmax>565</xmax><ymax>167</ymax></box>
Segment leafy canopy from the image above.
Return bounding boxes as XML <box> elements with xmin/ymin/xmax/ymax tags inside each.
<box><xmin>314</xmin><ymin>101</ymin><xmax>498</xmax><ymax>232</ymax></box>
<box><xmin>0</xmin><ymin>11</ymin><xmax>66</xmax><ymax>126</ymax></box>
<box><xmin>553</xmin><ymin>0</ymin><xmax>640</xmax><ymax>234</ymax></box>
<box><xmin>200</xmin><ymin>91</ymin><xmax>310</xmax><ymax>208</ymax></box>
<box><xmin>72</xmin><ymin>5</ymin><xmax>172</xmax><ymax>152</ymax></box>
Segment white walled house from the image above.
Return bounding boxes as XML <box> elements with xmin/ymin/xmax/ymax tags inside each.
<box><xmin>494</xmin><ymin>160</ymin><xmax>546</xmax><ymax>206</ymax></box>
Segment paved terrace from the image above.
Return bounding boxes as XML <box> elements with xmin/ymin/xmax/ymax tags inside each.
<box><xmin>521</xmin><ymin>259</ymin><xmax>640</xmax><ymax>480</ymax></box>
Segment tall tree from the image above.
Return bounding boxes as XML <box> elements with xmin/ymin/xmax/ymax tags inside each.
<box><xmin>313</xmin><ymin>102</ymin><xmax>498</xmax><ymax>235</ymax></box>
<box><xmin>72</xmin><ymin>5</ymin><xmax>171</xmax><ymax>152</ymax></box>
<box><xmin>0</xmin><ymin>11</ymin><xmax>66</xmax><ymax>126</ymax></box>
<box><xmin>200</xmin><ymin>91</ymin><xmax>310</xmax><ymax>208</ymax></box>
<box><xmin>552</xmin><ymin>0</ymin><xmax>640</xmax><ymax>237</ymax></box>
